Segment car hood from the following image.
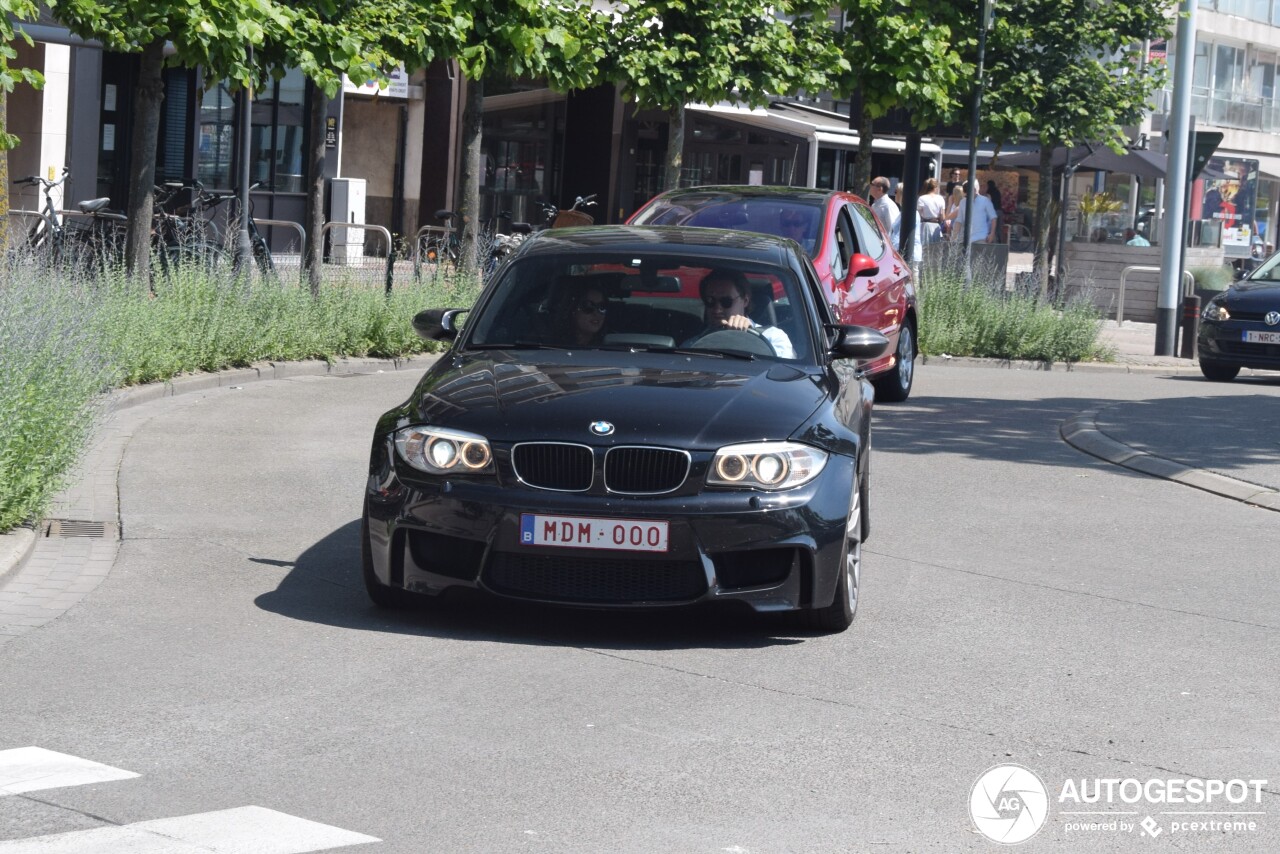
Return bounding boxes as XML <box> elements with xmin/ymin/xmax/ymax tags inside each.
<box><xmin>407</xmin><ymin>351</ymin><xmax>826</xmax><ymax>448</ymax></box>
<box><xmin>1222</xmin><ymin>280</ymin><xmax>1280</xmax><ymax>311</ymax></box>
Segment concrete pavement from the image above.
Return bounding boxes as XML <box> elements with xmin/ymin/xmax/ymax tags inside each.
<box><xmin>1</xmin><ymin>332</ymin><xmax>1277</xmax><ymax>639</ymax></box>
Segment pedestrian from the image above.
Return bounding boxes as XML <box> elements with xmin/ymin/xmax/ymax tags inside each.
<box><xmin>987</xmin><ymin>179</ymin><xmax>1004</xmax><ymax>241</ymax></box>
<box><xmin>1123</xmin><ymin>227</ymin><xmax>1150</xmax><ymax>247</ymax></box>
<box><xmin>945</xmin><ymin>167</ymin><xmax>963</xmax><ymax>198</ymax></box>
<box><xmin>944</xmin><ymin>184</ymin><xmax>966</xmax><ymax>239</ymax></box>
<box><xmin>952</xmin><ymin>180</ymin><xmax>999</xmax><ymax>244</ymax></box>
<box><xmin>868</xmin><ymin>176</ymin><xmax>901</xmax><ymax>247</ymax></box>
<box><xmin>917</xmin><ymin>178</ymin><xmax>946</xmax><ymax>245</ymax></box>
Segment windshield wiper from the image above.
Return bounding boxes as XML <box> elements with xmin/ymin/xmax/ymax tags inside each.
<box><xmin>467</xmin><ymin>341</ymin><xmax>569</xmax><ymax>351</ymax></box>
<box><xmin>643</xmin><ymin>346</ymin><xmax>756</xmax><ymax>361</ymax></box>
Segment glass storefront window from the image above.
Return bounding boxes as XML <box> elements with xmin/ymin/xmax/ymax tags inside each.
<box><xmin>197</xmin><ymin>83</ymin><xmax>236</xmax><ymax>190</ymax></box>
<box><xmin>251</xmin><ymin>68</ymin><xmax>306</xmax><ymax>193</ymax></box>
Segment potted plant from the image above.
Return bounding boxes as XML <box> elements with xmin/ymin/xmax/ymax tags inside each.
<box><xmin>1077</xmin><ymin>190</ymin><xmax>1125</xmax><ymax>240</ymax></box>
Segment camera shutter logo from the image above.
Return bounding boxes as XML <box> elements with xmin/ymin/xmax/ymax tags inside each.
<box><xmin>969</xmin><ymin>764</ymin><xmax>1049</xmax><ymax>845</ymax></box>
<box><xmin>1265</xmin><ymin>310</ymin><xmax>1280</xmax><ymax>326</ymax></box>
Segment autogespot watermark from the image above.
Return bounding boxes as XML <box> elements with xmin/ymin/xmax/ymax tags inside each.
<box><xmin>969</xmin><ymin>765</ymin><xmax>1269</xmax><ymax>845</ymax></box>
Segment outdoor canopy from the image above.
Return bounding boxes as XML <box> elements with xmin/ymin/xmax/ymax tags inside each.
<box><xmin>991</xmin><ymin>145</ymin><xmax>1168</xmax><ymax>180</ymax></box>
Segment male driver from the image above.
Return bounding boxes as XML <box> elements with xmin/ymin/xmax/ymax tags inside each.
<box><xmin>953</xmin><ymin>181</ymin><xmax>998</xmax><ymax>244</ymax></box>
<box><xmin>690</xmin><ymin>269</ymin><xmax>794</xmax><ymax>358</ymax></box>
<box><xmin>868</xmin><ymin>176</ymin><xmax>901</xmax><ymax>247</ymax></box>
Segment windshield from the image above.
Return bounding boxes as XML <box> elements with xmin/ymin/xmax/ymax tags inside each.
<box><xmin>466</xmin><ymin>252</ymin><xmax>813</xmax><ymax>362</ymax></box>
<box><xmin>630</xmin><ymin>193</ymin><xmax>824</xmax><ymax>256</ymax></box>
<box><xmin>1247</xmin><ymin>250</ymin><xmax>1280</xmax><ymax>282</ymax></box>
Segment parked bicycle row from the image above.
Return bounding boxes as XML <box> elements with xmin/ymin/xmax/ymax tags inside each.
<box><xmin>8</xmin><ymin>170</ymin><xmax>600</xmax><ymax>288</ymax></box>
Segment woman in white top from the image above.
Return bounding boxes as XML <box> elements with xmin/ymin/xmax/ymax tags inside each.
<box><xmin>944</xmin><ymin>184</ymin><xmax>966</xmax><ymax>240</ymax></box>
<box><xmin>916</xmin><ymin>177</ymin><xmax>946</xmax><ymax>245</ymax></box>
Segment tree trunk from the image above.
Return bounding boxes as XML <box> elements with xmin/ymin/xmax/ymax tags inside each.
<box><xmin>458</xmin><ymin>75</ymin><xmax>483</xmax><ymax>275</ymax></box>
<box><xmin>1033</xmin><ymin>139</ymin><xmax>1054</xmax><ymax>299</ymax></box>
<box><xmin>663</xmin><ymin>104</ymin><xmax>684</xmax><ymax>191</ymax></box>
<box><xmin>304</xmin><ymin>80</ymin><xmax>328</xmax><ymax>297</ymax></box>
<box><xmin>125</xmin><ymin>38</ymin><xmax>166</xmax><ymax>282</ymax></box>
<box><xmin>853</xmin><ymin>110</ymin><xmax>874</xmax><ymax>197</ymax></box>
<box><xmin>0</xmin><ymin>90</ymin><xmax>10</xmax><ymax>253</ymax></box>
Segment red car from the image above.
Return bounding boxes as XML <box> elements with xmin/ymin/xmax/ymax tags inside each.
<box><xmin>629</xmin><ymin>185</ymin><xmax>917</xmax><ymax>401</ymax></box>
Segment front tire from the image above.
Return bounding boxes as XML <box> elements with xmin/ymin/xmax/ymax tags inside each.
<box><xmin>799</xmin><ymin>483</ymin><xmax>862</xmax><ymax>633</ymax></box>
<box><xmin>1199</xmin><ymin>359</ymin><xmax>1240</xmax><ymax>382</ymax></box>
<box><xmin>873</xmin><ymin>319</ymin><xmax>915</xmax><ymax>402</ymax></box>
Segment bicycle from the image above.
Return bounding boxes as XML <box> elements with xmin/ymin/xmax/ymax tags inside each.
<box><xmin>12</xmin><ymin>168</ymin><xmax>70</xmax><ymax>262</ymax></box>
<box><xmin>550</xmin><ymin>194</ymin><xmax>597</xmax><ymax>228</ymax></box>
<box><xmin>151</xmin><ymin>180</ymin><xmax>230</xmax><ymax>274</ymax></box>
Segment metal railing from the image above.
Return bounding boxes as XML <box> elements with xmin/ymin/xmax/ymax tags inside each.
<box><xmin>320</xmin><ymin>220</ymin><xmax>396</xmax><ymax>292</ymax></box>
<box><xmin>1117</xmin><ymin>265</ymin><xmax>1195</xmax><ymax>324</ymax></box>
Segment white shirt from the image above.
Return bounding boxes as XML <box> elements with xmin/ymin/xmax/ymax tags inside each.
<box><xmin>871</xmin><ymin>195</ymin><xmax>901</xmax><ymax>247</ymax></box>
<box><xmin>954</xmin><ymin>193</ymin><xmax>999</xmax><ymax>242</ymax></box>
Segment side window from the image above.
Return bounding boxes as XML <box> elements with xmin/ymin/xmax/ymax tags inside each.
<box><xmin>831</xmin><ymin>206</ymin><xmax>855</xmax><ymax>281</ymax></box>
<box><xmin>851</xmin><ymin>203</ymin><xmax>886</xmax><ymax>260</ymax></box>
<box><xmin>801</xmin><ymin>257</ymin><xmax>835</xmax><ymax>334</ymax></box>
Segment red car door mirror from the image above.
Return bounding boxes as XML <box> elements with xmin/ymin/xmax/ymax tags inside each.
<box><xmin>849</xmin><ymin>254</ymin><xmax>879</xmax><ymax>279</ymax></box>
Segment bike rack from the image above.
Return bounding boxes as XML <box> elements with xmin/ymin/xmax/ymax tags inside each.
<box><xmin>320</xmin><ymin>220</ymin><xmax>396</xmax><ymax>293</ymax></box>
<box><xmin>1117</xmin><ymin>265</ymin><xmax>1195</xmax><ymax>324</ymax></box>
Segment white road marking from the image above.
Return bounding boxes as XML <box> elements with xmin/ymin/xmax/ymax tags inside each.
<box><xmin>0</xmin><ymin>747</ymin><xmax>138</xmax><ymax>796</ymax></box>
<box><xmin>0</xmin><ymin>806</ymin><xmax>381</xmax><ymax>853</ymax></box>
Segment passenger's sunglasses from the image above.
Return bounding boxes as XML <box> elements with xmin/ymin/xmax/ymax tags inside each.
<box><xmin>702</xmin><ymin>295</ymin><xmax>740</xmax><ymax>309</ymax></box>
<box><xmin>576</xmin><ymin>301</ymin><xmax>608</xmax><ymax>315</ymax></box>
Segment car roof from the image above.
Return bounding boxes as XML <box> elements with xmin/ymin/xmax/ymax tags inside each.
<box><xmin>651</xmin><ymin>185</ymin><xmax>840</xmax><ymax>203</ymax></box>
<box><xmin>516</xmin><ymin>224</ymin><xmax>803</xmax><ymax>265</ymax></box>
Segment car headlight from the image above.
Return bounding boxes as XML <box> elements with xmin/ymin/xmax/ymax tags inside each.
<box><xmin>394</xmin><ymin>426</ymin><xmax>494</xmax><ymax>475</ymax></box>
<box><xmin>1202</xmin><ymin>300</ymin><xmax>1230</xmax><ymax>321</ymax></box>
<box><xmin>707</xmin><ymin>441</ymin><xmax>828</xmax><ymax>490</ymax></box>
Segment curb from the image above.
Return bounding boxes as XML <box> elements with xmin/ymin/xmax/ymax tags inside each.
<box><xmin>0</xmin><ymin>355</ymin><xmax>438</xmax><ymax>584</ymax></box>
<box><xmin>0</xmin><ymin>528</ymin><xmax>36</xmax><ymax>587</ymax></box>
<box><xmin>1061</xmin><ymin>407</ymin><xmax>1280</xmax><ymax>512</ymax></box>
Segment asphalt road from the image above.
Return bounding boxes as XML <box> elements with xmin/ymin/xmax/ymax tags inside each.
<box><xmin>1</xmin><ymin>365</ymin><xmax>1277</xmax><ymax>852</ymax></box>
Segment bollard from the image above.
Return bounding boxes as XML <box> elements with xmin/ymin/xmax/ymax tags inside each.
<box><xmin>1180</xmin><ymin>294</ymin><xmax>1201</xmax><ymax>360</ymax></box>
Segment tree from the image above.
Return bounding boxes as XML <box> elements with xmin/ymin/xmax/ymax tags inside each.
<box><xmin>606</xmin><ymin>0</ymin><xmax>839</xmax><ymax>192</ymax></box>
<box><xmin>0</xmin><ymin>0</ymin><xmax>43</xmax><ymax>251</ymax></box>
<box><xmin>981</xmin><ymin>0</ymin><xmax>1171</xmax><ymax>296</ymax></box>
<box><xmin>439</xmin><ymin>0</ymin><xmax>605</xmax><ymax>273</ymax></box>
<box><xmin>47</xmin><ymin>0</ymin><xmax>293</xmax><ymax>280</ymax></box>
<box><xmin>826</xmin><ymin>0</ymin><xmax>968</xmax><ymax>197</ymax></box>
<box><xmin>270</xmin><ymin>0</ymin><xmax>454</xmax><ymax>294</ymax></box>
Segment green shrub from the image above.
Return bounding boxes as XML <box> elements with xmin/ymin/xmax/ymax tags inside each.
<box><xmin>1187</xmin><ymin>265</ymin><xmax>1234</xmax><ymax>292</ymax></box>
<box><xmin>0</xmin><ymin>268</ymin><xmax>119</xmax><ymax>531</ymax></box>
<box><xmin>0</xmin><ymin>262</ymin><xmax>482</xmax><ymax>533</ymax></box>
<box><xmin>917</xmin><ymin>265</ymin><xmax>1110</xmax><ymax>363</ymax></box>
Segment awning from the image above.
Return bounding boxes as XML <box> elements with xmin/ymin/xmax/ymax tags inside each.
<box><xmin>995</xmin><ymin>145</ymin><xmax>1167</xmax><ymax>180</ymax></box>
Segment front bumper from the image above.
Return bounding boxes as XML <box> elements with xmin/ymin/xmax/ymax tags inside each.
<box><xmin>1198</xmin><ymin>320</ymin><xmax>1280</xmax><ymax>370</ymax></box>
<box><xmin>365</xmin><ymin>450</ymin><xmax>857</xmax><ymax>614</ymax></box>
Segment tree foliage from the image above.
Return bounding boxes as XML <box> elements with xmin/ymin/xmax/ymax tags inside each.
<box><xmin>605</xmin><ymin>0</ymin><xmax>840</xmax><ymax>189</ymax></box>
<box><xmin>826</xmin><ymin>0</ymin><xmax>969</xmax><ymax>195</ymax></box>
<box><xmin>981</xmin><ymin>0</ymin><xmax>1172</xmax><ymax>293</ymax></box>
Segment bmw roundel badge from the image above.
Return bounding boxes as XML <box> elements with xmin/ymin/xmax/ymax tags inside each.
<box><xmin>1266</xmin><ymin>311</ymin><xmax>1280</xmax><ymax>326</ymax></box>
<box><xmin>590</xmin><ymin>420</ymin><xmax>615</xmax><ymax>436</ymax></box>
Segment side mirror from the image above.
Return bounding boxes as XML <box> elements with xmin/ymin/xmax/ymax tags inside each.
<box><xmin>830</xmin><ymin>324</ymin><xmax>890</xmax><ymax>361</ymax></box>
<box><xmin>837</xmin><ymin>254</ymin><xmax>879</xmax><ymax>293</ymax></box>
<box><xmin>412</xmin><ymin>308</ymin><xmax>466</xmax><ymax>341</ymax></box>
<box><xmin>849</xmin><ymin>253</ymin><xmax>879</xmax><ymax>280</ymax></box>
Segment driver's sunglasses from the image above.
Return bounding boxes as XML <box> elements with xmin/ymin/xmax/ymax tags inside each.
<box><xmin>576</xmin><ymin>300</ymin><xmax>607</xmax><ymax>315</ymax></box>
<box><xmin>702</xmin><ymin>295</ymin><xmax>740</xmax><ymax>309</ymax></box>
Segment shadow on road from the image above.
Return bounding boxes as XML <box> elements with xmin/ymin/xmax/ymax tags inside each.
<box><xmin>254</xmin><ymin>521</ymin><xmax>806</xmax><ymax>650</ymax></box>
<box><xmin>874</xmin><ymin>384</ymin><xmax>1280</xmax><ymax>483</ymax></box>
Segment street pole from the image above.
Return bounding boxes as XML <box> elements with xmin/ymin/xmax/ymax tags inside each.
<box><xmin>963</xmin><ymin>0</ymin><xmax>993</xmax><ymax>286</ymax></box>
<box><xmin>1157</xmin><ymin>0</ymin><xmax>1197</xmax><ymax>355</ymax></box>
<box><xmin>235</xmin><ymin>44</ymin><xmax>255</xmax><ymax>275</ymax></box>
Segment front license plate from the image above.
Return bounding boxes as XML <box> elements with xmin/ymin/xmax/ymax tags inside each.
<box><xmin>1244</xmin><ymin>330</ymin><xmax>1280</xmax><ymax>344</ymax></box>
<box><xmin>520</xmin><ymin>513</ymin><xmax>669</xmax><ymax>552</ymax></box>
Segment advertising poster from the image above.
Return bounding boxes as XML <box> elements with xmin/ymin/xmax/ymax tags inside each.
<box><xmin>1198</xmin><ymin>156</ymin><xmax>1261</xmax><ymax>256</ymax></box>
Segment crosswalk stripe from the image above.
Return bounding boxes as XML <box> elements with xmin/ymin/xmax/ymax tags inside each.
<box><xmin>0</xmin><ymin>747</ymin><xmax>138</xmax><ymax>796</ymax></box>
<box><xmin>0</xmin><ymin>806</ymin><xmax>381</xmax><ymax>853</ymax></box>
